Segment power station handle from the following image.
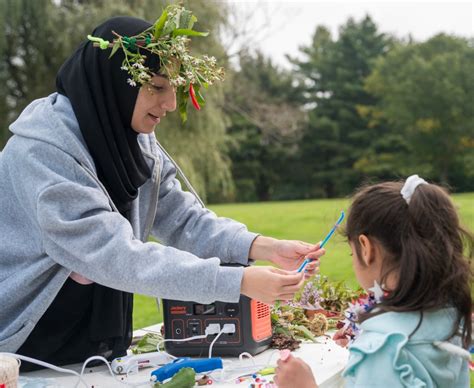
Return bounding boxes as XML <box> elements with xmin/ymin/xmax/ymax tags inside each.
<box><xmin>150</xmin><ymin>357</ymin><xmax>223</xmax><ymax>382</ymax></box>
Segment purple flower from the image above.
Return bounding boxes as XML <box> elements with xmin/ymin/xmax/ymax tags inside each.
<box><xmin>297</xmin><ymin>282</ymin><xmax>322</xmax><ymax>310</ymax></box>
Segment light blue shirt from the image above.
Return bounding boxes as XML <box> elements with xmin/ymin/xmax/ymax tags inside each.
<box><xmin>343</xmin><ymin>308</ymin><xmax>469</xmax><ymax>387</ymax></box>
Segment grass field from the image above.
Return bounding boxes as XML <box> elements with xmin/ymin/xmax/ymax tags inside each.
<box><xmin>133</xmin><ymin>192</ymin><xmax>474</xmax><ymax>329</ymax></box>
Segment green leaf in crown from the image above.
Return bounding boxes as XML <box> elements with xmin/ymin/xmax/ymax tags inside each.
<box><xmin>87</xmin><ymin>4</ymin><xmax>224</xmax><ymax>122</ymax></box>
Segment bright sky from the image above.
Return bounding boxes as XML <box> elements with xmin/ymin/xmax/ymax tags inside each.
<box><xmin>224</xmin><ymin>0</ymin><xmax>474</xmax><ymax>68</ymax></box>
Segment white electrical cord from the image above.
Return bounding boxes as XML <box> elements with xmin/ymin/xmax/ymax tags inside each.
<box><xmin>209</xmin><ymin>349</ymin><xmax>280</xmax><ymax>383</ymax></box>
<box><xmin>208</xmin><ymin>328</ymin><xmax>225</xmax><ymax>359</ymax></box>
<box><xmin>0</xmin><ymin>353</ymin><xmax>88</xmax><ymax>388</ymax></box>
<box><xmin>156</xmin><ymin>334</ymin><xmax>208</xmax><ymax>352</ymax></box>
<box><xmin>4</xmin><ymin>331</ymin><xmax>275</xmax><ymax>387</ymax></box>
<box><xmin>156</xmin><ymin>324</ymin><xmax>227</xmax><ymax>354</ymax></box>
<box><xmin>0</xmin><ymin>353</ymin><xmax>151</xmax><ymax>387</ymax></box>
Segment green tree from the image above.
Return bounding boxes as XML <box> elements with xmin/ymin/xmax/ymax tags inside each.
<box><xmin>224</xmin><ymin>51</ymin><xmax>306</xmax><ymax>201</ymax></box>
<box><xmin>0</xmin><ymin>0</ymin><xmax>54</xmax><ymax>146</ymax></box>
<box><xmin>365</xmin><ymin>34</ymin><xmax>474</xmax><ymax>191</ymax></box>
<box><xmin>292</xmin><ymin>16</ymin><xmax>392</xmax><ymax>197</ymax></box>
<box><xmin>0</xmin><ymin>0</ymin><xmax>132</xmax><ymax>147</ymax></box>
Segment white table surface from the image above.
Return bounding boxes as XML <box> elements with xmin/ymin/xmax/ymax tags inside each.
<box><xmin>20</xmin><ymin>325</ymin><xmax>348</xmax><ymax>388</ymax></box>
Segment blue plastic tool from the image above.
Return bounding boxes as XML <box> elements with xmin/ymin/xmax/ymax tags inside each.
<box><xmin>297</xmin><ymin>210</ymin><xmax>345</xmax><ymax>273</ymax></box>
<box><xmin>150</xmin><ymin>357</ymin><xmax>223</xmax><ymax>383</ymax></box>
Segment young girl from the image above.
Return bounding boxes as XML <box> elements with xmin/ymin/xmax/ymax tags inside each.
<box><xmin>274</xmin><ymin>175</ymin><xmax>472</xmax><ymax>388</ymax></box>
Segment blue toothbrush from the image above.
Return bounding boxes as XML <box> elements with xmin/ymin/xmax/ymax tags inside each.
<box><xmin>297</xmin><ymin>210</ymin><xmax>345</xmax><ymax>273</ymax></box>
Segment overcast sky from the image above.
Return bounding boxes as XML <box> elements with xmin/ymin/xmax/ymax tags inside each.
<box><xmin>224</xmin><ymin>0</ymin><xmax>473</xmax><ymax>68</ymax></box>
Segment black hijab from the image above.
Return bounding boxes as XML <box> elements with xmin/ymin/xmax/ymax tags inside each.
<box><xmin>57</xmin><ymin>16</ymin><xmax>158</xmax><ymax>216</ymax></box>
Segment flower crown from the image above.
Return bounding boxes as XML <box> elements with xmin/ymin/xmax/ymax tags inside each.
<box><xmin>87</xmin><ymin>4</ymin><xmax>225</xmax><ymax>122</ymax></box>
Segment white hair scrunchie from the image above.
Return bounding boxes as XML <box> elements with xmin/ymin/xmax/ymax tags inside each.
<box><xmin>401</xmin><ymin>174</ymin><xmax>428</xmax><ymax>204</ymax></box>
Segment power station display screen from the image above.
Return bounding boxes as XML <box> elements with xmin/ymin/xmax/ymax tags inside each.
<box><xmin>193</xmin><ymin>303</ymin><xmax>216</xmax><ymax>315</ymax></box>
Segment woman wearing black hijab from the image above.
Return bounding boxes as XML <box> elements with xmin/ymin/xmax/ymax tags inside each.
<box><xmin>16</xmin><ymin>16</ymin><xmax>157</xmax><ymax>369</ymax></box>
<box><xmin>0</xmin><ymin>9</ymin><xmax>324</xmax><ymax>369</ymax></box>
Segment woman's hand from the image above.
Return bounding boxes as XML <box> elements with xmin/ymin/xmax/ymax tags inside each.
<box><xmin>249</xmin><ymin>236</ymin><xmax>325</xmax><ymax>277</ymax></box>
<box><xmin>240</xmin><ymin>266</ymin><xmax>305</xmax><ymax>304</ymax></box>
<box><xmin>274</xmin><ymin>353</ymin><xmax>318</xmax><ymax>388</ymax></box>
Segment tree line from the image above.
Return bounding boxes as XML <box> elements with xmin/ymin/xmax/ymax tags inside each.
<box><xmin>1</xmin><ymin>0</ymin><xmax>473</xmax><ymax>203</ymax></box>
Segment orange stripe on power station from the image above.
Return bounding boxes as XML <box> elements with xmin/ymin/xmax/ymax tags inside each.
<box><xmin>250</xmin><ymin>300</ymin><xmax>272</xmax><ymax>341</ymax></box>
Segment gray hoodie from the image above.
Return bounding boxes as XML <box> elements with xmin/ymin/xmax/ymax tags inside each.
<box><xmin>0</xmin><ymin>93</ymin><xmax>258</xmax><ymax>352</ymax></box>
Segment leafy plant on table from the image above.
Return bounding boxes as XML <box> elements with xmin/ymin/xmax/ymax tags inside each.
<box><xmin>314</xmin><ymin>276</ymin><xmax>362</xmax><ymax>314</ymax></box>
<box><xmin>271</xmin><ymin>303</ymin><xmax>328</xmax><ymax>346</ymax></box>
<box><xmin>131</xmin><ymin>332</ymin><xmax>163</xmax><ymax>354</ymax></box>
<box><xmin>271</xmin><ymin>275</ymin><xmax>363</xmax><ymax>342</ymax></box>
<box><xmin>154</xmin><ymin>367</ymin><xmax>195</xmax><ymax>387</ymax></box>
<box><xmin>293</xmin><ymin>275</ymin><xmax>362</xmax><ymax>317</ymax></box>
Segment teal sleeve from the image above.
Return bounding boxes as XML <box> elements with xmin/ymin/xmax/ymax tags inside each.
<box><xmin>343</xmin><ymin>332</ymin><xmax>429</xmax><ymax>388</ymax></box>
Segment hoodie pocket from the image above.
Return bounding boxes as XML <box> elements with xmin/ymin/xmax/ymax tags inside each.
<box><xmin>0</xmin><ymin>320</ymin><xmax>35</xmax><ymax>352</ymax></box>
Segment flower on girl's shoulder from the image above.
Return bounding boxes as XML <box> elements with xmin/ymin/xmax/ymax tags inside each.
<box><xmin>338</xmin><ymin>281</ymin><xmax>386</xmax><ymax>342</ymax></box>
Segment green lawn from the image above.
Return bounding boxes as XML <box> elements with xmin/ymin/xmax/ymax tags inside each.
<box><xmin>133</xmin><ymin>193</ymin><xmax>474</xmax><ymax>329</ymax></box>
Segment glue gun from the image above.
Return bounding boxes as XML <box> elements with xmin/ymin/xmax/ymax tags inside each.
<box><xmin>150</xmin><ymin>357</ymin><xmax>223</xmax><ymax>382</ymax></box>
<box><xmin>111</xmin><ymin>351</ymin><xmax>174</xmax><ymax>374</ymax></box>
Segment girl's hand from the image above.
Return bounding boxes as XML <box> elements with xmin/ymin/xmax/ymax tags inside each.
<box><xmin>240</xmin><ymin>266</ymin><xmax>304</xmax><ymax>304</ymax></box>
<box><xmin>274</xmin><ymin>353</ymin><xmax>318</xmax><ymax>388</ymax></box>
<box><xmin>333</xmin><ymin>328</ymin><xmax>351</xmax><ymax>348</ymax></box>
<box><xmin>249</xmin><ymin>236</ymin><xmax>325</xmax><ymax>278</ymax></box>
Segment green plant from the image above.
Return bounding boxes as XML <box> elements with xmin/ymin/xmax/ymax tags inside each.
<box><xmin>294</xmin><ymin>275</ymin><xmax>362</xmax><ymax>314</ymax></box>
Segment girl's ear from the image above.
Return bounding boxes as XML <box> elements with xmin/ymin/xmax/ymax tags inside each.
<box><xmin>358</xmin><ymin>234</ymin><xmax>374</xmax><ymax>266</ymax></box>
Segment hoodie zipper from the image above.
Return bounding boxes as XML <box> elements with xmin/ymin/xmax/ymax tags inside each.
<box><xmin>77</xmin><ymin>138</ymin><xmax>201</xmax><ymax>243</ymax></box>
<box><xmin>141</xmin><ymin>151</ymin><xmax>160</xmax><ymax>242</ymax></box>
<box><xmin>78</xmin><ymin>157</ymin><xmax>161</xmax><ymax>243</ymax></box>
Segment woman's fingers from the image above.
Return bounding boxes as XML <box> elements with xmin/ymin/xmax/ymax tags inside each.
<box><xmin>278</xmin><ymin>275</ymin><xmax>305</xmax><ymax>301</ymax></box>
<box><xmin>270</xmin><ymin>266</ymin><xmax>293</xmax><ymax>275</ymax></box>
<box><xmin>281</xmin><ymin>275</ymin><xmax>305</xmax><ymax>291</ymax></box>
<box><xmin>242</xmin><ymin>266</ymin><xmax>306</xmax><ymax>304</ymax></box>
<box><xmin>305</xmin><ymin>248</ymin><xmax>325</xmax><ymax>260</ymax></box>
<box><xmin>271</xmin><ymin>268</ymin><xmax>304</xmax><ymax>284</ymax></box>
<box><xmin>304</xmin><ymin>259</ymin><xmax>320</xmax><ymax>271</ymax></box>
<box><xmin>294</xmin><ymin>240</ymin><xmax>320</xmax><ymax>254</ymax></box>
<box><xmin>271</xmin><ymin>272</ymin><xmax>303</xmax><ymax>303</ymax></box>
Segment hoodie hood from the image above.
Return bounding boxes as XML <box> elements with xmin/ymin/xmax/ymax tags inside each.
<box><xmin>9</xmin><ymin>93</ymin><xmax>97</xmax><ymax>173</ymax></box>
<box><xmin>9</xmin><ymin>93</ymin><xmax>155</xmax><ymax>175</ymax></box>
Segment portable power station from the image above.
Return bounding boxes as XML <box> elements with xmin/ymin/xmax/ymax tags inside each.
<box><xmin>162</xmin><ymin>295</ymin><xmax>272</xmax><ymax>357</ymax></box>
